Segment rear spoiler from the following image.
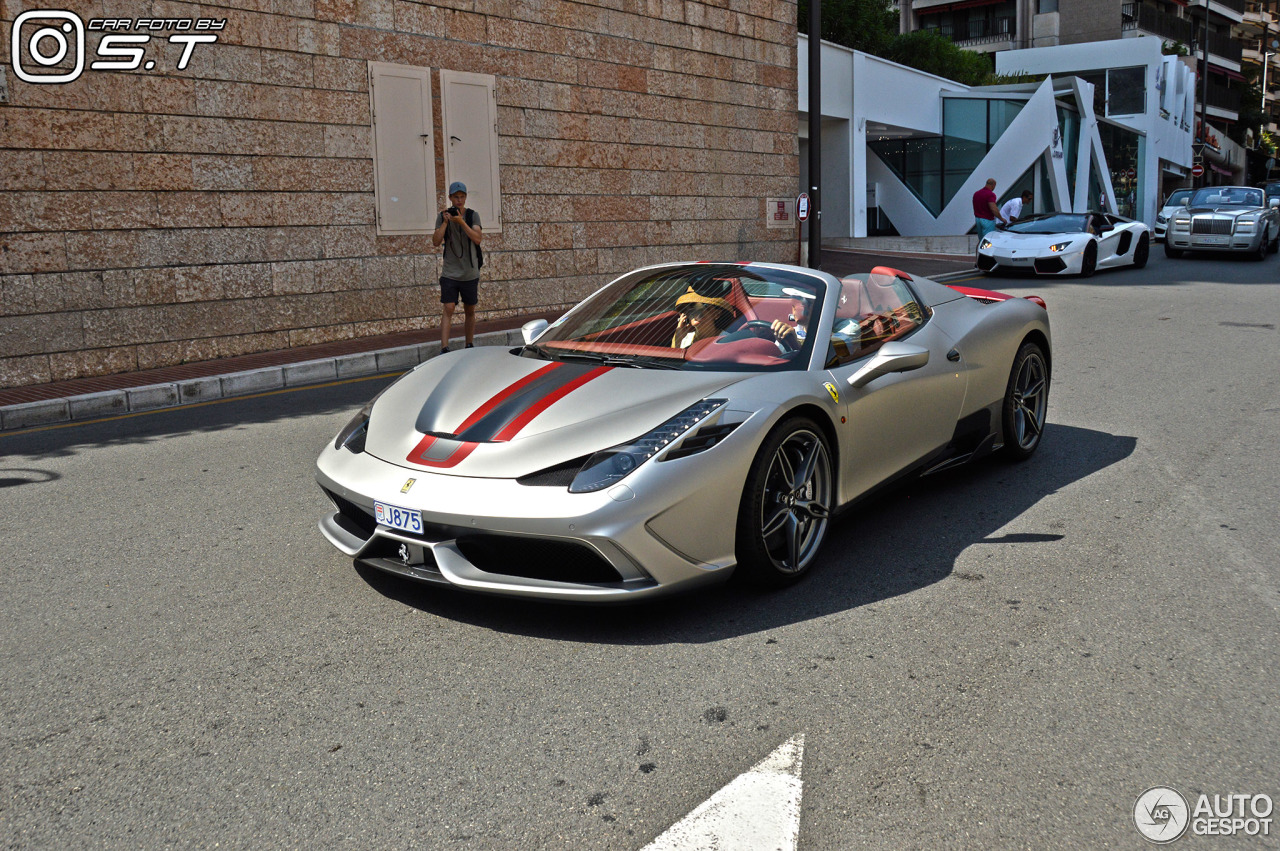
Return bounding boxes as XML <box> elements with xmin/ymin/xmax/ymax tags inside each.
<box><xmin>948</xmin><ymin>284</ymin><xmax>1046</xmax><ymax>311</ymax></box>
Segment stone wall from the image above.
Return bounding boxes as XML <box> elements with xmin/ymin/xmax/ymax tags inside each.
<box><xmin>0</xmin><ymin>0</ymin><xmax>799</xmax><ymax>388</ymax></box>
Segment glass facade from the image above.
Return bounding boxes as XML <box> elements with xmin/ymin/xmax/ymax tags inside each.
<box><xmin>1098</xmin><ymin>121</ymin><xmax>1142</xmax><ymax>217</ymax></box>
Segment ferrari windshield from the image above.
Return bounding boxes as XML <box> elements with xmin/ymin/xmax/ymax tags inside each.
<box><xmin>1189</xmin><ymin>187</ymin><xmax>1264</xmax><ymax>208</ymax></box>
<box><xmin>527</xmin><ymin>263</ymin><xmax>828</xmax><ymax>372</ymax></box>
<box><xmin>1005</xmin><ymin>213</ymin><xmax>1090</xmax><ymax>234</ymax></box>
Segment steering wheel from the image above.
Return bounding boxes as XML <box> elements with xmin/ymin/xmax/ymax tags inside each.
<box><xmin>739</xmin><ymin>319</ymin><xmax>800</xmax><ymax>353</ymax></box>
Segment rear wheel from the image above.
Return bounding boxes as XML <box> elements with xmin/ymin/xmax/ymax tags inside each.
<box><xmin>1001</xmin><ymin>342</ymin><xmax>1049</xmax><ymax>462</ymax></box>
<box><xmin>1164</xmin><ymin>242</ymin><xmax>1183</xmax><ymax>259</ymax></box>
<box><xmin>1268</xmin><ymin>225</ymin><xmax>1279</xmax><ymax>253</ymax></box>
<box><xmin>1132</xmin><ymin>233</ymin><xmax>1150</xmax><ymax>269</ymax></box>
<box><xmin>735</xmin><ymin>418</ymin><xmax>833</xmax><ymax>587</ymax></box>
<box><xmin>1080</xmin><ymin>242</ymin><xmax>1097</xmax><ymax>277</ymax></box>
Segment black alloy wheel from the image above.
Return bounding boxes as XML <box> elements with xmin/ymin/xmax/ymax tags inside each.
<box><xmin>735</xmin><ymin>418</ymin><xmax>833</xmax><ymax>587</ymax></box>
<box><xmin>1132</xmin><ymin>233</ymin><xmax>1150</xmax><ymax>269</ymax></box>
<box><xmin>1000</xmin><ymin>342</ymin><xmax>1050</xmax><ymax>462</ymax></box>
<box><xmin>1080</xmin><ymin>242</ymin><xmax>1097</xmax><ymax>277</ymax></box>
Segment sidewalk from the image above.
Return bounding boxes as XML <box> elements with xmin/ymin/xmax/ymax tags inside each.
<box><xmin>0</xmin><ymin>311</ymin><xmax>561</xmax><ymax>432</ymax></box>
<box><xmin>0</xmin><ymin>246</ymin><xmax>981</xmax><ymax>433</ymax></box>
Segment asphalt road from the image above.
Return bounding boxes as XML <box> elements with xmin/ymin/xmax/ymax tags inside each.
<box><xmin>2</xmin><ymin>250</ymin><xmax>1278</xmax><ymax>849</ymax></box>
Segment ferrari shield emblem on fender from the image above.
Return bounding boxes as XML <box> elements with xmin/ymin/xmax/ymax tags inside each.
<box><xmin>823</xmin><ymin>382</ymin><xmax>839</xmax><ymax>403</ymax></box>
<box><xmin>401</xmin><ymin>478</ymin><xmax>416</xmax><ymax>493</ymax></box>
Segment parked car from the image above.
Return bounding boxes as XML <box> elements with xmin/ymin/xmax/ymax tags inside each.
<box><xmin>1264</xmin><ymin>181</ymin><xmax>1280</xmax><ymax>207</ymax></box>
<box><xmin>976</xmin><ymin>212</ymin><xmax>1150</xmax><ymax>276</ymax></box>
<box><xmin>315</xmin><ymin>262</ymin><xmax>1051</xmax><ymax>602</ymax></box>
<box><xmin>1165</xmin><ymin>186</ymin><xmax>1280</xmax><ymax>259</ymax></box>
<box><xmin>1154</xmin><ymin>188</ymin><xmax>1193</xmax><ymax>241</ymax></box>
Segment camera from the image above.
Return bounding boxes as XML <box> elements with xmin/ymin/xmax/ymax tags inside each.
<box><xmin>446</xmin><ymin>206</ymin><xmax>460</xmax><ymax>217</ymax></box>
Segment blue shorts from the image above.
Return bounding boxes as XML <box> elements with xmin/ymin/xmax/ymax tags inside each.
<box><xmin>440</xmin><ymin>276</ymin><xmax>479</xmax><ymax>305</ymax></box>
<box><xmin>976</xmin><ymin>217</ymin><xmax>998</xmax><ymax>237</ymax></box>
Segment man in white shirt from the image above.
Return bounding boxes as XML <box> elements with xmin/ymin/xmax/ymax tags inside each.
<box><xmin>999</xmin><ymin>190</ymin><xmax>1033</xmax><ymax>224</ymax></box>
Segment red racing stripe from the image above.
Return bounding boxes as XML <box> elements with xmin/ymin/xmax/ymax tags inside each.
<box><xmin>491</xmin><ymin>366</ymin><xmax>612</xmax><ymax>442</ymax></box>
<box><xmin>452</xmin><ymin>362</ymin><xmax>563</xmax><ymax>434</ymax></box>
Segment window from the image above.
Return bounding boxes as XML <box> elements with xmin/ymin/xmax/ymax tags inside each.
<box><xmin>826</xmin><ymin>272</ymin><xmax>927</xmax><ymax>368</ymax></box>
<box><xmin>368</xmin><ymin>62</ymin><xmax>436</xmax><ymax>236</ymax></box>
<box><xmin>1107</xmin><ymin>66</ymin><xmax>1146</xmax><ymax>116</ymax></box>
<box><xmin>440</xmin><ymin>70</ymin><xmax>503</xmax><ymax>233</ymax></box>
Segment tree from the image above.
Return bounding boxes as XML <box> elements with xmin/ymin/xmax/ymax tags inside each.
<box><xmin>800</xmin><ymin>0</ymin><xmax>997</xmax><ymax>86</ymax></box>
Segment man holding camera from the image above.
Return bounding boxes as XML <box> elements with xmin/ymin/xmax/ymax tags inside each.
<box><xmin>432</xmin><ymin>181</ymin><xmax>483</xmax><ymax>353</ymax></box>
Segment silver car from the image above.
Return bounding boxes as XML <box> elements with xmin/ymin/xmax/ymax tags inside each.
<box><xmin>1154</xmin><ymin>188</ymin><xmax>1193</xmax><ymax>241</ymax></box>
<box><xmin>1164</xmin><ymin>186</ymin><xmax>1280</xmax><ymax>259</ymax></box>
<box><xmin>316</xmin><ymin>262</ymin><xmax>1051</xmax><ymax>602</ymax></box>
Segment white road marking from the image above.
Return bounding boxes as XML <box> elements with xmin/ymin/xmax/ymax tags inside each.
<box><xmin>641</xmin><ymin>734</ymin><xmax>805</xmax><ymax>851</ymax></box>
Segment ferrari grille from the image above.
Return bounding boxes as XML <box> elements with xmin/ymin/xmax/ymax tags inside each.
<box><xmin>1191</xmin><ymin>217</ymin><xmax>1232</xmax><ymax>235</ymax></box>
<box><xmin>455</xmin><ymin>535</ymin><xmax>623</xmax><ymax>584</ymax></box>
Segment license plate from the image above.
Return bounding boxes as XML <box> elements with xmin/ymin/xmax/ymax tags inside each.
<box><xmin>1196</xmin><ymin>236</ymin><xmax>1229</xmax><ymax>245</ymax></box>
<box><xmin>374</xmin><ymin>501</ymin><xmax>422</xmax><ymax>534</ymax></box>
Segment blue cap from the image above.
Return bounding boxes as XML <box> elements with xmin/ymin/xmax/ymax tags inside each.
<box><xmin>448</xmin><ymin>181</ymin><xmax>467</xmax><ymax>195</ymax></box>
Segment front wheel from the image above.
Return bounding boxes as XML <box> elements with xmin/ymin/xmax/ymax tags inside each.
<box><xmin>1253</xmin><ymin>235</ymin><xmax>1269</xmax><ymax>262</ymax></box>
<box><xmin>1132</xmin><ymin>233</ymin><xmax>1150</xmax><ymax>269</ymax></box>
<box><xmin>735</xmin><ymin>418</ymin><xmax>833</xmax><ymax>587</ymax></box>
<box><xmin>1164</xmin><ymin>242</ymin><xmax>1183</xmax><ymax>259</ymax></box>
<box><xmin>1080</xmin><ymin>242</ymin><xmax>1097</xmax><ymax>277</ymax></box>
<box><xmin>1001</xmin><ymin>342</ymin><xmax>1050</xmax><ymax>462</ymax></box>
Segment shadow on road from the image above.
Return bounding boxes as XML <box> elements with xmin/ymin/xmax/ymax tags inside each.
<box><xmin>358</xmin><ymin>423</ymin><xmax>1137</xmax><ymax>642</ymax></box>
<box><xmin>0</xmin><ymin>374</ymin><xmax>395</xmax><ymax>460</ymax></box>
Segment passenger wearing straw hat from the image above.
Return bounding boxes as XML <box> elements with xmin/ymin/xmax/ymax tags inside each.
<box><xmin>670</xmin><ymin>286</ymin><xmax>736</xmax><ymax>349</ymax></box>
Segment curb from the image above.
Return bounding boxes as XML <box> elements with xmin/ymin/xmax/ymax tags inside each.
<box><xmin>0</xmin><ymin>328</ymin><xmax>525</xmax><ymax>433</ymax></box>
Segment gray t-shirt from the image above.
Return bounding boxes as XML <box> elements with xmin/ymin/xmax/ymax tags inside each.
<box><xmin>436</xmin><ymin>209</ymin><xmax>482</xmax><ymax>281</ymax></box>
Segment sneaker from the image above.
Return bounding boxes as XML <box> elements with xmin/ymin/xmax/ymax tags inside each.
<box><xmin>440</xmin><ymin>346</ymin><xmax>450</xmax><ymax>354</ymax></box>
<box><xmin>465</xmin><ymin>342</ymin><xmax>475</xmax><ymax>348</ymax></box>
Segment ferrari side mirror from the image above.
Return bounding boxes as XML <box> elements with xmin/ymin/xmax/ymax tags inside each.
<box><xmin>847</xmin><ymin>341</ymin><xmax>930</xmax><ymax>389</ymax></box>
<box><xmin>522</xmin><ymin>319</ymin><xmax>550</xmax><ymax>344</ymax></box>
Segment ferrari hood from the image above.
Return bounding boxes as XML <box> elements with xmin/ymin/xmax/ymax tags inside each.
<box><xmin>363</xmin><ymin>348</ymin><xmax>745</xmax><ymax>477</ymax></box>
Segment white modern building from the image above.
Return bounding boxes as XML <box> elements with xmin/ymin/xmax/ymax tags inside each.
<box><xmin>800</xmin><ymin>34</ymin><xmax>1196</xmax><ymax>238</ymax></box>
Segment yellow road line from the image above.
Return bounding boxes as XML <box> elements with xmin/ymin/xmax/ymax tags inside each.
<box><xmin>0</xmin><ymin>372</ymin><xmax>401</xmax><ymax>439</ymax></box>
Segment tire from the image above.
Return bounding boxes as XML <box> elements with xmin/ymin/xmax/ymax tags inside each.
<box><xmin>734</xmin><ymin>417</ymin><xmax>833</xmax><ymax>587</ymax></box>
<box><xmin>1000</xmin><ymin>342</ymin><xmax>1050</xmax><ymax>462</ymax></box>
<box><xmin>1164</xmin><ymin>242</ymin><xmax>1183</xmax><ymax>259</ymax></box>
<box><xmin>1132</xmin><ymin>233</ymin><xmax>1150</xmax><ymax>269</ymax></box>
<box><xmin>1253</xmin><ymin>235</ymin><xmax>1268</xmax><ymax>262</ymax></box>
<box><xmin>1080</xmin><ymin>242</ymin><xmax>1097</xmax><ymax>277</ymax></box>
<box><xmin>1268</xmin><ymin>225</ymin><xmax>1279</xmax><ymax>254</ymax></box>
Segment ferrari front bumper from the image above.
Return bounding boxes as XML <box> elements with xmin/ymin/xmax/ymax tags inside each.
<box><xmin>314</xmin><ymin>426</ymin><xmax>760</xmax><ymax>602</ymax></box>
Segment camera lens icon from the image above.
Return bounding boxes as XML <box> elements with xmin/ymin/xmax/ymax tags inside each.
<box><xmin>11</xmin><ymin>10</ymin><xmax>86</xmax><ymax>84</ymax></box>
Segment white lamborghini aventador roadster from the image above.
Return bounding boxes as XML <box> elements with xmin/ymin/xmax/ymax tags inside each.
<box><xmin>316</xmin><ymin>262</ymin><xmax>1051</xmax><ymax>602</ymax></box>
<box><xmin>977</xmin><ymin>212</ymin><xmax>1151</xmax><ymax>276</ymax></box>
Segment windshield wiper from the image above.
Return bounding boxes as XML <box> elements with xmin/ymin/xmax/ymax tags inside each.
<box><xmin>542</xmin><ymin>350</ymin><xmax>682</xmax><ymax>370</ymax></box>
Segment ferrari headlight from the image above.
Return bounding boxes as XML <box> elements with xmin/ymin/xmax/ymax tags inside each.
<box><xmin>569</xmin><ymin>399</ymin><xmax>727</xmax><ymax>493</ymax></box>
<box><xmin>334</xmin><ymin>387</ymin><xmax>389</xmax><ymax>452</ymax></box>
<box><xmin>1049</xmin><ymin>241</ymin><xmax>1072</xmax><ymax>253</ymax></box>
<box><xmin>978</xmin><ymin>238</ymin><xmax>993</xmax><ymax>251</ymax></box>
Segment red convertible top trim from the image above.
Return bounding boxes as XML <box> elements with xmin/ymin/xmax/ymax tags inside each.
<box><xmin>870</xmin><ymin>265</ymin><xmax>913</xmax><ymax>282</ymax></box>
<box><xmin>948</xmin><ymin>284</ymin><xmax>1047</xmax><ymax>310</ymax></box>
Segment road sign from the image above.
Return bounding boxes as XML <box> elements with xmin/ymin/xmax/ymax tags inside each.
<box><xmin>797</xmin><ymin>193</ymin><xmax>810</xmax><ymax>222</ymax></box>
<box><xmin>1125</xmin><ymin>167</ymin><xmax>1136</xmax><ymax>180</ymax></box>
<box><xmin>1191</xmin><ymin>163</ymin><xmax>1204</xmax><ymax>178</ymax></box>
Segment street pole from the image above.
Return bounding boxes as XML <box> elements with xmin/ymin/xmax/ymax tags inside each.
<box><xmin>807</xmin><ymin>0</ymin><xmax>822</xmax><ymax>269</ymax></box>
<box><xmin>1200</xmin><ymin>0</ymin><xmax>1211</xmax><ymax>187</ymax></box>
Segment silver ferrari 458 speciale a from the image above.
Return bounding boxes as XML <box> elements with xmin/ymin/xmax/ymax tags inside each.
<box><xmin>316</xmin><ymin>262</ymin><xmax>1051</xmax><ymax>602</ymax></box>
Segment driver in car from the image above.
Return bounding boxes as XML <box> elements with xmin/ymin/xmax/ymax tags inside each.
<box><xmin>771</xmin><ymin>292</ymin><xmax>814</xmax><ymax>349</ymax></box>
<box><xmin>671</xmin><ymin>288</ymin><xmax>736</xmax><ymax>348</ymax></box>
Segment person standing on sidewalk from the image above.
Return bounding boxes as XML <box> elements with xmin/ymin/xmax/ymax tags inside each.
<box><xmin>432</xmin><ymin>181</ymin><xmax>483</xmax><ymax>353</ymax></box>
<box><xmin>972</xmin><ymin>178</ymin><xmax>1006</xmax><ymax>237</ymax></box>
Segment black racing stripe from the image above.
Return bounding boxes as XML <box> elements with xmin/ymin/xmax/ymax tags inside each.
<box><xmin>454</xmin><ymin>363</ymin><xmax>598</xmax><ymax>442</ymax></box>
